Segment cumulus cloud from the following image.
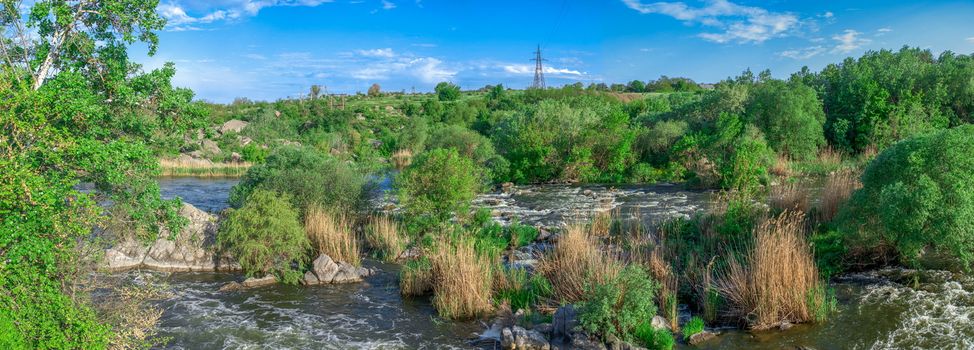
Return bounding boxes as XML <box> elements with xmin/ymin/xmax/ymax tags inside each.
<box><xmin>158</xmin><ymin>0</ymin><xmax>334</xmax><ymax>30</ymax></box>
<box><xmin>778</xmin><ymin>46</ymin><xmax>826</xmax><ymax>60</ymax></box>
<box><xmin>355</xmin><ymin>48</ymin><xmax>396</xmax><ymax>58</ymax></box>
<box><xmin>382</xmin><ymin>0</ymin><xmax>396</xmax><ymax>10</ymax></box>
<box><xmin>965</xmin><ymin>37</ymin><xmax>974</xmax><ymax>44</ymax></box>
<box><xmin>832</xmin><ymin>29</ymin><xmax>870</xmax><ymax>53</ymax></box>
<box><xmin>620</xmin><ymin>0</ymin><xmax>798</xmax><ymax>43</ymax></box>
<box><xmin>502</xmin><ymin>64</ymin><xmax>584</xmax><ymax>76</ymax></box>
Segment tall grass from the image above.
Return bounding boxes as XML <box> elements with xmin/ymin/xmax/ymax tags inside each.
<box><xmin>770</xmin><ymin>155</ymin><xmax>792</xmax><ymax>178</ymax></box>
<box><xmin>538</xmin><ymin>224</ymin><xmax>620</xmax><ymax>303</ymax></box>
<box><xmin>391</xmin><ymin>149</ymin><xmax>413</xmax><ymax>170</ymax></box>
<box><xmin>159</xmin><ymin>158</ymin><xmax>251</xmax><ymax>177</ymax></box>
<box><xmin>428</xmin><ymin>238</ymin><xmax>494</xmax><ymax>319</ymax></box>
<box><xmin>769</xmin><ymin>182</ymin><xmax>810</xmax><ymax>214</ymax></box>
<box><xmin>400</xmin><ymin>257</ymin><xmax>433</xmax><ymax>296</ymax></box>
<box><xmin>365</xmin><ymin>215</ymin><xmax>405</xmax><ymax>262</ymax></box>
<box><xmin>818</xmin><ymin>170</ymin><xmax>861</xmax><ymax>223</ymax></box>
<box><xmin>305</xmin><ymin>207</ymin><xmax>360</xmax><ymax>266</ymax></box>
<box><xmin>716</xmin><ymin>211</ymin><xmax>825</xmax><ymax>329</ymax></box>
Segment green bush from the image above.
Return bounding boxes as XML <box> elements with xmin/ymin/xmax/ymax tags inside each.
<box><xmin>427</xmin><ymin>124</ymin><xmax>509</xmax><ymax>181</ymax></box>
<box><xmin>230</xmin><ymin>145</ymin><xmax>367</xmax><ymax>215</ymax></box>
<box><xmin>579</xmin><ymin>266</ymin><xmax>659</xmax><ymax>343</ymax></box>
<box><xmin>634</xmin><ymin>321</ymin><xmax>675</xmax><ymax>350</ymax></box>
<box><xmin>746</xmin><ymin>80</ymin><xmax>825</xmax><ymax>161</ymax></box>
<box><xmin>396</xmin><ymin>148</ymin><xmax>485</xmax><ymax>223</ymax></box>
<box><xmin>218</xmin><ymin>190</ymin><xmax>310</xmax><ymax>283</ymax></box>
<box><xmin>435</xmin><ymin>82</ymin><xmax>461</xmax><ymax>101</ymax></box>
<box><xmin>839</xmin><ymin>125</ymin><xmax>974</xmax><ymax>267</ymax></box>
<box><xmin>683</xmin><ymin>316</ymin><xmax>705</xmax><ymax>341</ymax></box>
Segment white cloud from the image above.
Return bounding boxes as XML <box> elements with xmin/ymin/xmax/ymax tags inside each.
<box><xmin>967</xmin><ymin>37</ymin><xmax>974</xmax><ymax>44</ymax></box>
<box><xmin>821</xmin><ymin>11</ymin><xmax>834</xmax><ymax>19</ymax></box>
<box><xmin>411</xmin><ymin>57</ymin><xmax>455</xmax><ymax>82</ymax></box>
<box><xmin>244</xmin><ymin>53</ymin><xmax>267</xmax><ymax>60</ymax></box>
<box><xmin>503</xmin><ymin>64</ymin><xmax>584</xmax><ymax>76</ymax></box>
<box><xmin>620</xmin><ymin>0</ymin><xmax>798</xmax><ymax>43</ymax></box>
<box><xmin>355</xmin><ymin>48</ymin><xmax>396</xmax><ymax>58</ymax></box>
<box><xmin>832</xmin><ymin>29</ymin><xmax>870</xmax><ymax>53</ymax></box>
<box><xmin>382</xmin><ymin>0</ymin><xmax>396</xmax><ymax>10</ymax></box>
<box><xmin>779</xmin><ymin>45</ymin><xmax>826</xmax><ymax>60</ymax></box>
<box><xmin>877</xmin><ymin>27</ymin><xmax>892</xmax><ymax>33</ymax></box>
<box><xmin>158</xmin><ymin>0</ymin><xmax>334</xmax><ymax>30</ymax></box>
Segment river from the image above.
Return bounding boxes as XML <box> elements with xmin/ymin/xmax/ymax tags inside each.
<box><xmin>146</xmin><ymin>177</ymin><xmax>974</xmax><ymax>349</ymax></box>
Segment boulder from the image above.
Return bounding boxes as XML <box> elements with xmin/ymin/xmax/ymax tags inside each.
<box><xmin>552</xmin><ymin>305</ymin><xmax>578</xmax><ymax>340</ymax></box>
<box><xmin>202</xmin><ymin>139</ymin><xmax>221</xmax><ymax>154</ymax></box>
<box><xmin>651</xmin><ymin>315</ymin><xmax>669</xmax><ymax>331</ymax></box>
<box><xmin>501</xmin><ymin>326</ymin><xmax>550</xmax><ymax>350</ymax></box>
<box><xmin>219</xmin><ymin>119</ymin><xmax>249</xmax><ymax>134</ymax></box>
<box><xmin>688</xmin><ymin>330</ymin><xmax>717</xmax><ymax>345</ymax></box>
<box><xmin>104</xmin><ymin>203</ymin><xmax>238</xmax><ymax>272</ymax></box>
<box><xmin>241</xmin><ymin>275</ymin><xmax>277</xmax><ymax>288</ymax></box>
<box><xmin>218</xmin><ymin>281</ymin><xmax>243</xmax><ymax>292</ymax></box>
<box><xmin>303</xmin><ymin>254</ymin><xmax>372</xmax><ymax>285</ymax></box>
<box><xmin>230</xmin><ymin>152</ymin><xmax>243</xmax><ymax>163</ymax></box>
<box><xmin>570</xmin><ymin>334</ymin><xmax>607</xmax><ymax>350</ymax></box>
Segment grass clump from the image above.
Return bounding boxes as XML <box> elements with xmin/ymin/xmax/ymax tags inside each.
<box><xmin>399</xmin><ymin>257</ymin><xmax>433</xmax><ymax>296</ymax></box>
<box><xmin>578</xmin><ymin>266</ymin><xmax>659</xmax><ymax>344</ymax></box>
<box><xmin>634</xmin><ymin>321</ymin><xmax>675</xmax><ymax>350</ymax></box>
<box><xmin>218</xmin><ymin>189</ymin><xmax>310</xmax><ymax>283</ymax></box>
<box><xmin>682</xmin><ymin>316</ymin><xmax>704</xmax><ymax>341</ymax></box>
<box><xmin>538</xmin><ymin>224</ymin><xmax>621</xmax><ymax>303</ymax></box>
<box><xmin>365</xmin><ymin>215</ymin><xmax>405</xmax><ymax>262</ymax></box>
<box><xmin>494</xmin><ymin>268</ymin><xmax>553</xmax><ymax>311</ymax></box>
<box><xmin>428</xmin><ymin>238</ymin><xmax>494</xmax><ymax>319</ymax></box>
<box><xmin>769</xmin><ymin>182</ymin><xmax>809</xmax><ymax>214</ymax></box>
<box><xmin>305</xmin><ymin>207</ymin><xmax>360</xmax><ymax>266</ymax></box>
<box><xmin>818</xmin><ymin>169</ymin><xmax>860</xmax><ymax>224</ymax></box>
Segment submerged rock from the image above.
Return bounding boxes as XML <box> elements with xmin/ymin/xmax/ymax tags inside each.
<box><xmin>241</xmin><ymin>275</ymin><xmax>277</xmax><ymax>288</ymax></box>
<box><xmin>688</xmin><ymin>330</ymin><xmax>717</xmax><ymax>345</ymax></box>
<box><xmin>104</xmin><ymin>203</ymin><xmax>238</xmax><ymax>272</ymax></box>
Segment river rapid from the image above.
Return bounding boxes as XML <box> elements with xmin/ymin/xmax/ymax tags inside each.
<box><xmin>141</xmin><ymin>177</ymin><xmax>974</xmax><ymax>349</ymax></box>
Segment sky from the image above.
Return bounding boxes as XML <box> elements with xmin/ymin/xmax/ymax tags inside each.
<box><xmin>136</xmin><ymin>0</ymin><xmax>974</xmax><ymax>102</ymax></box>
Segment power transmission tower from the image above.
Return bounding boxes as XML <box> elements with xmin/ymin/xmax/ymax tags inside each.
<box><xmin>531</xmin><ymin>44</ymin><xmax>546</xmax><ymax>89</ymax></box>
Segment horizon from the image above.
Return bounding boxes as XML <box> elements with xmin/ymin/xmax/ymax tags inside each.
<box><xmin>139</xmin><ymin>0</ymin><xmax>974</xmax><ymax>103</ymax></box>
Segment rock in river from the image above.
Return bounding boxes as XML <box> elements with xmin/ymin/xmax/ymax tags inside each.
<box><xmin>302</xmin><ymin>254</ymin><xmax>375</xmax><ymax>285</ymax></box>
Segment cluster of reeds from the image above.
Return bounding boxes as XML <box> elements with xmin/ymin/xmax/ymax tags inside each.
<box><xmin>365</xmin><ymin>215</ymin><xmax>405</xmax><ymax>262</ymax></box>
<box><xmin>716</xmin><ymin>211</ymin><xmax>824</xmax><ymax>329</ymax></box>
<box><xmin>304</xmin><ymin>206</ymin><xmax>360</xmax><ymax>266</ymax></box>
<box><xmin>391</xmin><ymin>149</ymin><xmax>413</xmax><ymax>170</ymax></box>
<box><xmin>428</xmin><ymin>238</ymin><xmax>494</xmax><ymax>319</ymax></box>
<box><xmin>537</xmin><ymin>224</ymin><xmax>621</xmax><ymax>303</ymax></box>
<box><xmin>818</xmin><ymin>147</ymin><xmax>843</xmax><ymax>168</ymax></box>
<box><xmin>818</xmin><ymin>170</ymin><xmax>861</xmax><ymax>223</ymax></box>
<box><xmin>399</xmin><ymin>257</ymin><xmax>433</xmax><ymax>296</ymax></box>
<box><xmin>769</xmin><ymin>182</ymin><xmax>810</xmax><ymax>214</ymax></box>
<box><xmin>770</xmin><ymin>155</ymin><xmax>792</xmax><ymax>178</ymax></box>
<box><xmin>159</xmin><ymin>158</ymin><xmax>252</xmax><ymax>177</ymax></box>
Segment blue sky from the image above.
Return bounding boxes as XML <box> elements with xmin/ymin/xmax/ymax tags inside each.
<box><xmin>137</xmin><ymin>0</ymin><xmax>974</xmax><ymax>102</ymax></box>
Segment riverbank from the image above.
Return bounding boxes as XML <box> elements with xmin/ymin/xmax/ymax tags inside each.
<box><xmin>159</xmin><ymin>157</ymin><xmax>251</xmax><ymax>177</ymax></box>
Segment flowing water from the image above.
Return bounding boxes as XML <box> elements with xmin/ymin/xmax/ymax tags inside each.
<box><xmin>142</xmin><ymin>177</ymin><xmax>974</xmax><ymax>349</ymax></box>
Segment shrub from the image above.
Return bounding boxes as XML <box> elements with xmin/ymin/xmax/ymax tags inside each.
<box><xmin>218</xmin><ymin>190</ymin><xmax>310</xmax><ymax>283</ymax></box>
<box><xmin>390</xmin><ymin>149</ymin><xmax>413</xmax><ymax>170</ymax></box>
<box><xmin>230</xmin><ymin>145</ymin><xmax>367</xmax><ymax>215</ymax></box>
<box><xmin>682</xmin><ymin>316</ymin><xmax>704</xmax><ymax>341</ymax></box>
<box><xmin>717</xmin><ymin>211</ymin><xmax>826</xmax><ymax>329</ymax></box>
<box><xmin>435</xmin><ymin>82</ymin><xmax>462</xmax><ymax>101</ymax></box>
<box><xmin>578</xmin><ymin>266</ymin><xmax>659</xmax><ymax>343</ymax></box>
<box><xmin>305</xmin><ymin>207</ymin><xmax>360</xmax><ymax>266</ymax></box>
<box><xmin>428</xmin><ymin>238</ymin><xmax>494</xmax><ymax>319</ymax></box>
<box><xmin>365</xmin><ymin>215</ymin><xmax>405</xmax><ymax>262</ymax></box>
<box><xmin>538</xmin><ymin>224</ymin><xmax>621</xmax><ymax>303</ymax></box>
<box><xmin>839</xmin><ymin>125</ymin><xmax>974</xmax><ymax>267</ymax></box>
<box><xmin>396</xmin><ymin>148</ymin><xmax>485</xmax><ymax>222</ymax></box>
<box><xmin>400</xmin><ymin>257</ymin><xmax>433</xmax><ymax>296</ymax></box>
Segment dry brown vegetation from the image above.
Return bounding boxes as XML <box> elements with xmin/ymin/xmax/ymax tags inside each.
<box><xmin>428</xmin><ymin>238</ymin><xmax>494</xmax><ymax>319</ymax></box>
<box><xmin>305</xmin><ymin>207</ymin><xmax>360</xmax><ymax>266</ymax></box>
<box><xmin>770</xmin><ymin>155</ymin><xmax>792</xmax><ymax>177</ymax></box>
<box><xmin>159</xmin><ymin>158</ymin><xmax>251</xmax><ymax>177</ymax></box>
<box><xmin>365</xmin><ymin>215</ymin><xmax>405</xmax><ymax>262</ymax></box>
<box><xmin>391</xmin><ymin>149</ymin><xmax>413</xmax><ymax>170</ymax></box>
<box><xmin>818</xmin><ymin>170</ymin><xmax>861</xmax><ymax>223</ymax></box>
<box><xmin>769</xmin><ymin>182</ymin><xmax>810</xmax><ymax>213</ymax></box>
<box><xmin>538</xmin><ymin>224</ymin><xmax>621</xmax><ymax>303</ymax></box>
<box><xmin>399</xmin><ymin>260</ymin><xmax>433</xmax><ymax>296</ymax></box>
<box><xmin>716</xmin><ymin>211</ymin><xmax>824</xmax><ymax>329</ymax></box>
<box><xmin>818</xmin><ymin>147</ymin><xmax>843</xmax><ymax>168</ymax></box>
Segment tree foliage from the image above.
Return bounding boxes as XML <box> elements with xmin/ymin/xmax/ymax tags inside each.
<box><xmin>396</xmin><ymin>148</ymin><xmax>484</xmax><ymax>222</ymax></box>
<box><xmin>218</xmin><ymin>189</ymin><xmax>310</xmax><ymax>283</ymax></box>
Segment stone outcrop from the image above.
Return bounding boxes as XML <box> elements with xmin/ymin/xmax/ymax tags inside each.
<box><xmin>501</xmin><ymin>326</ymin><xmax>550</xmax><ymax>350</ymax></box>
<box><xmin>219</xmin><ymin>119</ymin><xmax>249</xmax><ymax>134</ymax></box>
<box><xmin>202</xmin><ymin>139</ymin><xmax>221</xmax><ymax>154</ymax></box>
<box><xmin>104</xmin><ymin>203</ymin><xmax>238</xmax><ymax>272</ymax></box>
<box><xmin>302</xmin><ymin>254</ymin><xmax>374</xmax><ymax>285</ymax></box>
<box><xmin>552</xmin><ymin>305</ymin><xmax>578</xmax><ymax>341</ymax></box>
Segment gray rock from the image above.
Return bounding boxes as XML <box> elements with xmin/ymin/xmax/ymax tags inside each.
<box><xmin>779</xmin><ymin>322</ymin><xmax>794</xmax><ymax>331</ymax></box>
<box><xmin>219</xmin><ymin>119</ymin><xmax>249</xmax><ymax>134</ymax></box>
<box><xmin>533</xmin><ymin>323</ymin><xmax>553</xmax><ymax>336</ymax></box>
<box><xmin>304</xmin><ymin>254</ymin><xmax>369</xmax><ymax>285</ymax></box>
<box><xmin>570</xmin><ymin>334</ymin><xmax>607</xmax><ymax>350</ymax></box>
<box><xmin>202</xmin><ymin>139</ymin><xmax>221</xmax><ymax>154</ymax></box>
<box><xmin>218</xmin><ymin>281</ymin><xmax>243</xmax><ymax>292</ymax></box>
<box><xmin>241</xmin><ymin>275</ymin><xmax>277</xmax><ymax>288</ymax></box>
<box><xmin>652</xmin><ymin>315</ymin><xmax>669</xmax><ymax>330</ymax></box>
<box><xmin>501</xmin><ymin>326</ymin><xmax>550</xmax><ymax>350</ymax></box>
<box><xmin>230</xmin><ymin>152</ymin><xmax>243</xmax><ymax>163</ymax></box>
<box><xmin>552</xmin><ymin>305</ymin><xmax>578</xmax><ymax>340</ymax></box>
<box><xmin>688</xmin><ymin>330</ymin><xmax>717</xmax><ymax>345</ymax></box>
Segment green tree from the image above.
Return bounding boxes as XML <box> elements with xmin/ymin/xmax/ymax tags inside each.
<box><xmin>218</xmin><ymin>190</ymin><xmax>310</xmax><ymax>283</ymax></box>
<box><xmin>839</xmin><ymin>125</ymin><xmax>974</xmax><ymax>268</ymax></box>
<box><xmin>746</xmin><ymin>80</ymin><xmax>825</xmax><ymax>161</ymax></box>
<box><xmin>435</xmin><ymin>81</ymin><xmax>461</xmax><ymax>101</ymax></box>
<box><xmin>396</xmin><ymin>148</ymin><xmax>485</xmax><ymax>222</ymax></box>
<box><xmin>579</xmin><ymin>266</ymin><xmax>659</xmax><ymax>343</ymax></box>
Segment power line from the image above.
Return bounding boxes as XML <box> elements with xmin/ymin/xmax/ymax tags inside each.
<box><xmin>531</xmin><ymin>44</ymin><xmax>547</xmax><ymax>89</ymax></box>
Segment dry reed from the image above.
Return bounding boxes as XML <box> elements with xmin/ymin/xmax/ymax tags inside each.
<box><xmin>428</xmin><ymin>238</ymin><xmax>494</xmax><ymax>319</ymax></box>
<box><xmin>537</xmin><ymin>224</ymin><xmax>621</xmax><ymax>303</ymax></box>
<box><xmin>399</xmin><ymin>259</ymin><xmax>433</xmax><ymax>296</ymax></box>
<box><xmin>159</xmin><ymin>158</ymin><xmax>251</xmax><ymax>177</ymax></box>
<box><xmin>769</xmin><ymin>182</ymin><xmax>810</xmax><ymax>214</ymax></box>
<box><xmin>818</xmin><ymin>147</ymin><xmax>842</xmax><ymax>168</ymax></box>
<box><xmin>818</xmin><ymin>170</ymin><xmax>861</xmax><ymax>223</ymax></box>
<box><xmin>365</xmin><ymin>215</ymin><xmax>405</xmax><ymax>262</ymax></box>
<box><xmin>770</xmin><ymin>155</ymin><xmax>792</xmax><ymax>178</ymax></box>
<box><xmin>391</xmin><ymin>149</ymin><xmax>413</xmax><ymax>170</ymax></box>
<box><xmin>716</xmin><ymin>211</ymin><xmax>824</xmax><ymax>329</ymax></box>
<box><xmin>305</xmin><ymin>207</ymin><xmax>360</xmax><ymax>266</ymax></box>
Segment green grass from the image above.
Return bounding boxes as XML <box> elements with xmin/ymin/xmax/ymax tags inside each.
<box><xmin>683</xmin><ymin>317</ymin><xmax>704</xmax><ymax>341</ymax></box>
